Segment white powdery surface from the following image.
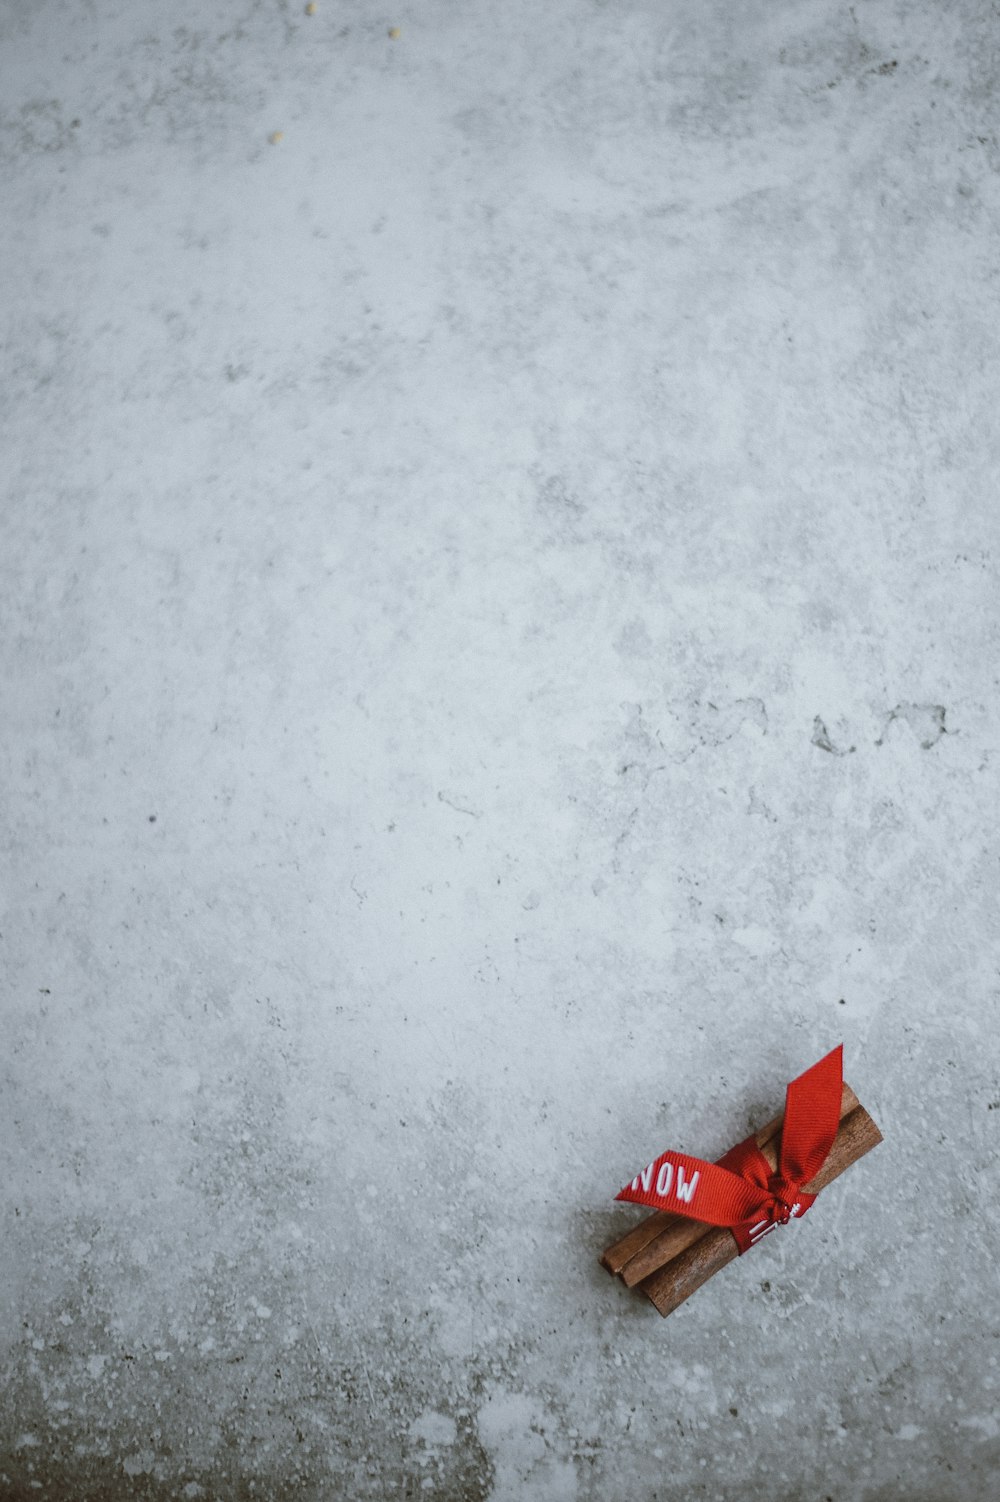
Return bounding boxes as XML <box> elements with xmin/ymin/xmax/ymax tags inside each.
<box><xmin>2</xmin><ymin>1</ymin><xmax>999</xmax><ymax>1498</ymax></box>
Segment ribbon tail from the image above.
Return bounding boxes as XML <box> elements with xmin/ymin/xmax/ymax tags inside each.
<box><xmin>616</xmin><ymin>1151</ymin><xmax>769</xmax><ymax>1227</ymax></box>
<box><xmin>778</xmin><ymin>1042</ymin><xmax>844</xmax><ymax>1188</ymax></box>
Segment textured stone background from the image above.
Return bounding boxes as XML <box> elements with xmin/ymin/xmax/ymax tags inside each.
<box><xmin>2</xmin><ymin>1</ymin><xmax>999</xmax><ymax>1498</ymax></box>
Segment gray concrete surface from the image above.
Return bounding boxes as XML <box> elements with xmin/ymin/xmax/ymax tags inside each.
<box><xmin>2</xmin><ymin>1</ymin><xmax>999</xmax><ymax>1497</ymax></box>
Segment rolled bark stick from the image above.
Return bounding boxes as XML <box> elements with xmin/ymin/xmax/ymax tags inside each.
<box><xmin>618</xmin><ymin>1082</ymin><xmax>860</xmax><ymax>1287</ymax></box>
<box><xmin>601</xmin><ymin>1082</ymin><xmax>858</xmax><ymax>1281</ymax></box>
<box><xmin>599</xmin><ymin>1208</ymin><xmax>680</xmax><ymax>1276</ymax></box>
<box><xmin>640</xmin><ymin>1102</ymin><xmax>883</xmax><ymax>1318</ymax></box>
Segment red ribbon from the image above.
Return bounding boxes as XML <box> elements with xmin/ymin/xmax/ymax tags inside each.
<box><xmin>616</xmin><ymin>1045</ymin><xmax>844</xmax><ymax>1254</ymax></box>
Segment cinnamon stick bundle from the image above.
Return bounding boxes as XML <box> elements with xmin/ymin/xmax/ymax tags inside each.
<box><xmin>602</xmin><ymin>1082</ymin><xmax>858</xmax><ymax>1285</ymax></box>
<box><xmin>602</xmin><ymin>1082</ymin><xmax>882</xmax><ymax>1317</ymax></box>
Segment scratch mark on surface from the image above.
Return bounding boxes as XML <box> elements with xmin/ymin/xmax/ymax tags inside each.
<box><xmin>438</xmin><ymin>791</ymin><xmax>481</xmax><ymax>817</ymax></box>
<box><xmin>811</xmin><ymin>716</ymin><xmax>855</xmax><ymax>755</ymax></box>
<box><xmin>875</xmin><ymin>703</ymin><xmax>947</xmax><ymax>749</ymax></box>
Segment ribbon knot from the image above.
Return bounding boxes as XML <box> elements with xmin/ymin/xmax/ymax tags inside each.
<box><xmin>616</xmin><ymin>1044</ymin><xmax>844</xmax><ymax>1255</ymax></box>
<box><xmin>765</xmin><ymin>1174</ymin><xmax>801</xmax><ymax>1223</ymax></box>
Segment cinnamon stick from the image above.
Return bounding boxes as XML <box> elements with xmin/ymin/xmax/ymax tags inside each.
<box><xmin>602</xmin><ymin>1083</ymin><xmax>859</xmax><ymax>1284</ymax></box>
<box><xmin>639</xmin><ymin>1102</ymin><xmax>883</xmax><ymax>1317</ymax></box>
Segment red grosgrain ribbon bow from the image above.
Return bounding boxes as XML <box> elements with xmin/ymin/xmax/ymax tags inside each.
<box><xmin>616</xmin><ymin>1045</ymin><xmax>844</xmax><ymax>1254</ymax></box>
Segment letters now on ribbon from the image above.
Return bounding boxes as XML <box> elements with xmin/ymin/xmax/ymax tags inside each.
<box><xmin>615</xmin><ymin>1044</ymin><xmax>844</xmax><ymax>1255</ymax></box>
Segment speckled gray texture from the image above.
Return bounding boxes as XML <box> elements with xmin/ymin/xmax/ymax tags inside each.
<box><xmin>2</xmin><ymin>1</ymin><xmax>999</xmax><ymax>1497</ymax></box>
